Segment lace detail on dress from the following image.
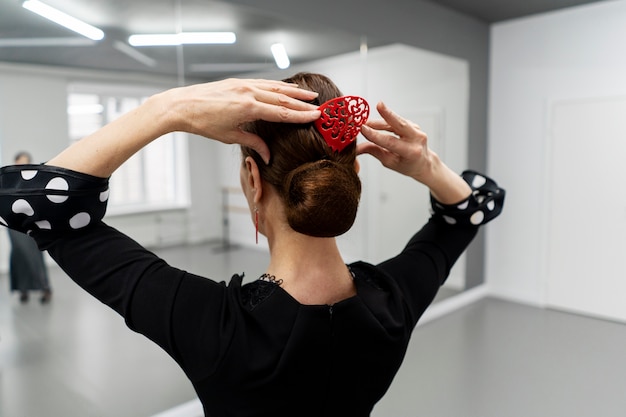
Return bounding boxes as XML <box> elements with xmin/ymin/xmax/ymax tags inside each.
<box><xmin>241</xmin><ymin>279</ymin><xmax>280</xmax><ymax>311</ymax></box>
<box><xmin>259</xmin><ymin>273</ymin><xmax>283</xmax><ymax>286</ymax></box>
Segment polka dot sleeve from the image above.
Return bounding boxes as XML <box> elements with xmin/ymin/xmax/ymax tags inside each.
<box><xmin>0</xmin><ymin>164</ymin><xmax>109</xmax><ymax>245</ymax></box>
<box><xmin>430</xmin><ymin>170</ymin><xmax>505</xmax><ymax>226</ymax></box>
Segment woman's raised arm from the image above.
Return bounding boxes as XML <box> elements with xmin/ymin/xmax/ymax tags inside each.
<box><xmin>47</xmin><ymin>79</ymin><xmax>321</xmax><ymax>177</ymax></box>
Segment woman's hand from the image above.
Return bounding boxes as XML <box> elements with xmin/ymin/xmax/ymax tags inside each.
<box><xmin>164</xmin><ymin>78</ymin><xmax>321</xmax><ymax>163</ymax></box>
<box><xmin>357</xmin><ymin>101</ymin><xmax>435</xmax><ymax>182</ymax></box>
<box><xmin>357</xmin><ymin>101</ymin><xmax>471</xmax><ymax>204</ymax></box>
<box><xmin>47</xmin><ymin>78</ymin><xmax>321</xmax><ymax>177</ymax></box>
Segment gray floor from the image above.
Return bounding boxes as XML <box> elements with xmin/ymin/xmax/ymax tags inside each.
<box><xmin>1</xmin><ymin>243</ymin><xmax>625</xmax><ymax>417</ymax></box>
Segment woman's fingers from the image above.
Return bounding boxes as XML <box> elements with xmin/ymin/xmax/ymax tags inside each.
<box><xmin>365</xmin><ymin>119</ymin><xmax>392</xmax><ymax>131</ymax></box>
<box><xmin>356</xmin><ymin>141</ymin><xmax>395</xmax><ymax>167</ymax></box>
<box><xmin>357</xmin><ymin>102</ymin><xmax>431</xmax><ymax>179</ymax></box>
<box><xmin>251</xmin><ymin>80</ymin><xmax>321</xmax><ymax>122</ymax></box>
<box><xmin>249</xmin><ymin>101</ymin><xmax>321</xmax><ymax>124</ymax></box>
<box><xmin>216</xmin><ymin>80</ymin><xmax>320</xmax><ymax>126</ymax></box>
<box><xmin>359</xmin><ymin>124</ymin><xmax>411</xmax><ymax>157</ymax></box>
<box><xmin>265</xmin><ymin>82</ymin><xmax>319</xmax><ymax>105</ymax></box>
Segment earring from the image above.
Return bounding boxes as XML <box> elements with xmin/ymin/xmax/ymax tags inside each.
<box><xmin>255</xmin><ymin>207</ymin><xmax>259</xmax><ymax>244</ymax></box>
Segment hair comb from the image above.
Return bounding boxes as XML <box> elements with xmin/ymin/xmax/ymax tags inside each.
<box><xmin>314</xmin><ymin>95</ymin><xmax>370</xmax><ymax>152</ymax></box>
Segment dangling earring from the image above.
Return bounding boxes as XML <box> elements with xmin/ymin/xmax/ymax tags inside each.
<box><xmin>255</xmin><ymin>207</ymin><xmax>259</xmax><ymax>244</ymax></box>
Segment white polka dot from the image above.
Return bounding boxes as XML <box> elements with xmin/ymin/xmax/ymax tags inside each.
<box><xmin>35</xmin><ymin>220</ymin><xmax>52</xmax><ymax>230</ymax></box>
<box><xmin>46</xmin><ymin>177</ymin><xmax>69</xmax><ymax>191</ymax></box>
<box><xmin>99</xmin><ymin>189</ymin><xmax>110</xmax><ymax>202</ymax></box>
<box><xmin>21</xmin><ymin>170</ymin><xmax>38</xmax><ymax>180</ymax></box>
<box><xmin>0</xmin><ymin>216</ymin><xmax>7</xmax><ymax>226</ymax></box>
<box><xmin>457</xmin><ymin>201</ymin><xmax>469</xmax><ymax>210</ymax></box>
<box><xmin>470</xmin><ymin>211</ymin><xmax>485</xmax><ymax>225</ymax></box>
<box><xmin>47</xmin><ymin>195</ymin><xmax>68</xmax><ymax>203</ymax></box>
<box><xmin>487</xmin><ymin>200</ymin><xmax>495</xmax><ymax>211</ymax></box>
<box><xmin>69</xmin><ymin>212</ymin><xmax>90</xmax><ymax>229</ymax></box>
<box><xmin>45</xmin><ymin>177</ymin><xmax>70</xmax><ymax>203</ymax></box>
<box><xmin>12</xmin><ymin>199</ymin><xmax>34</xmax><ymax>216</ymax></box>
<box><xmin>443</xmin><ymin>215</ymin><xmax>457</xmax><ymax>225</ymax></box>
<box><xmin>471</xmin><ymin>175</ymin><xmax>486</xmax><ymax>189</ymax></box>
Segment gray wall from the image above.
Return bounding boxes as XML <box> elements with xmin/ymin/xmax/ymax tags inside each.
<box><xmin>230</xmin><ymin>0</ymin><xmax>491</xmax><ymax>287</ymax></box>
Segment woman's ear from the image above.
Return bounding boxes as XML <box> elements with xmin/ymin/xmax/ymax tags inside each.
<box><xmin>244</xmin><ymin>156</ymin><xmax>263</xmax><ymax>204</ymax></box>
<box><xmin>354</xmin><ymin>158</ymin><xmax>361</xmax><ymax>174</ymax></box>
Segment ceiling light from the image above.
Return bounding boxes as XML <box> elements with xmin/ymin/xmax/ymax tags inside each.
<box><xmin>0</xmin><ymin>37</ymin><xmax>95</xmax><ymax>47</ymax></box>
<box><xmin>128</xmin><ymin>32</ymin><xmax>236</xmax><ymax>47</ymax></box>
<box><xmin>271</xmin><ymin>43</ymin><xmax>290</xmax><ymax>69</ymax></box>
<box><xmin>189</xmin><ymin>63</ymin><xmax>276</xmax><ymax>73</ymax></box>
<box><xmin>22</xmin><ymin>0</ymin><xmax>104</xmax><ymax>41</ymax></box>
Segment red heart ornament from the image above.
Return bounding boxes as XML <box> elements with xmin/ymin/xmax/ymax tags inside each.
<box><xmin>314</xmin><ymin>95</ymin><xmax>370</xmax><ymax>152</ymax></box>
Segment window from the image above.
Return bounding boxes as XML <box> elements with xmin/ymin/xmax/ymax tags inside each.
<box><xmin>67</xmin><ymin>84</ymin><xmax>189</xmax><ymax>214</ymax></box>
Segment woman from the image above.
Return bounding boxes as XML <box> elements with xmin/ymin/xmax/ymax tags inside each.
<box><xmin>0</xmin><ymin>73</ymin><xmax>503</xmax><ymax>416</ymax></box>
<box><xmin>6</xmin><ymin>151</ymin><xmax>52</xmax><ymax>303</ymax></box>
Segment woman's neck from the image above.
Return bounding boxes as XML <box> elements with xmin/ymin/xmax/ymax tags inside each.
<box><xmin>264</xmin><ymin>230</ymin><xmax>356</xmax><ymax>305</ymax></box>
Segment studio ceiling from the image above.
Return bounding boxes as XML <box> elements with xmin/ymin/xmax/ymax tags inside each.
<box><xmin>0</xmin><ymin>0</ymin><xmax>608</xmax><ymax>80</ymax></box>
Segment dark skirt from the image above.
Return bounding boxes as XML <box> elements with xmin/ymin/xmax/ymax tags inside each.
<box><xmin>7</xmin><ymin>229</ymin><xmax>50</xmax><ymax>292</ymax></box>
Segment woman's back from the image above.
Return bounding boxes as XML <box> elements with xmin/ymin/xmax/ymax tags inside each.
<box><xmin>191</xmin><ymin>265</ymin><xmax>411</xmax><ymax>417</ymax></box>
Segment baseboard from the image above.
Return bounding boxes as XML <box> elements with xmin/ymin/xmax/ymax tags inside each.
<box><xmin>417</xmin><ymin>284</ymin><xmax>489</xmax><ymax>326</ymax></box>
<box><xmin>150</xmin><ymin>398</ymin><xmax>203</xmax><ymax>417</ymax></box>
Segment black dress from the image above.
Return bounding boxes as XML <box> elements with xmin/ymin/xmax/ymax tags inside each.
<box><xmin>0</xmin><ymin>164</ymin><xmax>504</xmax><ymax>417</ymax></box>
<box><xmin>7</xmin><ymin>228</ymin><xmax>50</xmax><ymax>293</ymax></box>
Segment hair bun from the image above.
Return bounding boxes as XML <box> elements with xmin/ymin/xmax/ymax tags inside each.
<box><xmin>284</xmin><ymin>160</ymin><xmax>360</xmax><ymax>237</ymax></box>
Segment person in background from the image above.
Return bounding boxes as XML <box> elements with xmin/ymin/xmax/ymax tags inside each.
<box><xmin>7</xmin><ymin>151</ymin><xmax>52</xmax><ymax>304</ymax></box>
<box><xmin>0</xmin><ymin>73</ymin><xmax>503</xmax><ymax>415</ymax></box>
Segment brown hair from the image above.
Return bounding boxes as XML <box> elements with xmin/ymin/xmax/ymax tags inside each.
<box><xmin>241</xmin><ymin>72</ymin><xmax>361</xmax><ymax>237</ymax></box>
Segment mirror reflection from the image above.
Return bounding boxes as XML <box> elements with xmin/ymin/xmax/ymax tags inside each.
<box><xmin>0</xmin><ymin>0</ymin><xmax>469</xmax><ymax>295</ymax></box>
<box><xmin>0</xmin><ymin>1</ymin><xmax>472</xmax><ymax>416</ymax></box>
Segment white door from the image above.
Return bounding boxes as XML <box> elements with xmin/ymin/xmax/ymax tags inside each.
<box><xmin>546</xmin><ymin>96</ymin><xmax>626</xmax><ymax>322</ymax></box>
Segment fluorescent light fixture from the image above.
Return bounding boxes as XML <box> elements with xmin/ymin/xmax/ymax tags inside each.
<box><xmin>22</xmin><ymin>0</ymin><xmax>104</xmax><ymax>41</ymax></box>
<box><xmin>0</xmin><ymin>37</ymin><xmax>95</xmax><ymax>47</ymax></box>
<box><xmin>189</xmin><ymin>63</ymin><xmax>276</xmax><ymax>73</ymax></box>
<box><xmin>128</xmin><ymin>32</ymin><xmax>236</xmax><ymax>47</ymax></box>
<box><xmin>271</xmin><ymin>43</ymin><xmax>290</xmax><ymax>69</ymax></box>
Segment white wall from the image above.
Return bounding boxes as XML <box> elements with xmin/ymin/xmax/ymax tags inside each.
<box><xmin>488</xmin><ymin>0</ymin><xmax>626</xmax><ymax>307</ymax></box>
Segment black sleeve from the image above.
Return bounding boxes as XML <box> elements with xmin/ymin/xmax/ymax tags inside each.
<box><xmin>376</xmin><ymin>170</ymin><xmax>505</xmax><ymax>326</ymax></box>
<box><xmin>377</xmin><ymin>217</ymin><xmax>478</xmax><ymax>325</ymax></box>
<box><xmin>44</xmin><ymin>222</ymin><xmax>230</xmax><ymax>374</ymax></box>
<box><xmin>0</xmin><ymin>164</ymin><xmax>108</xmax><ymax>245</ymax></box>
<box><xmin>0</xmin><ymin>164</ymin><xmax>230</xmax><ymax>374</ymax></box>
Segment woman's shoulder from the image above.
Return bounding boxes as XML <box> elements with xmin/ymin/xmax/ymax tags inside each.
<box><xmin>239</xmin><ymin>277</ymin><xmax>282</xmax><ymax>310</ymax></box>
<box><xmin>349</xmin><ymin>261</ymin><xmax>400</xmax><ymax>293</ymax></box>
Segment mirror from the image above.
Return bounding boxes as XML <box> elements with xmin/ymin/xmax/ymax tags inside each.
<box><xmin>0</xmin><ymin>0</ymin><xmax>470</xmax><ymax>295</ymax></box>
<box><xmin>0</xmin><ymin>1</ymin><xmax>472</xmax><ymax>416</ymax></box>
